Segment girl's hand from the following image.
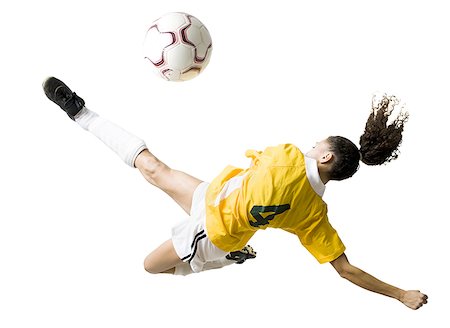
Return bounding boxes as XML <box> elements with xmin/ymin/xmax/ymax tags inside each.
<box><xmin>400</xmin><ymin>290</ymin><xmax>428</xmax><ymax>310</ymax></box>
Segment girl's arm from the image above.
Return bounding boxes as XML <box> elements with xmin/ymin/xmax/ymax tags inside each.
<box><xmin>330</xmin><ymin>253</ymin><xmax>427</xmax><ymax>310</ymax></box>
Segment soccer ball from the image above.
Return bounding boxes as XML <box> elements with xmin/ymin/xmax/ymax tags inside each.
<box><xmin>143</xmin><ymin>12</ymin><xmax>212</xmax><ymax>81</ymax></box>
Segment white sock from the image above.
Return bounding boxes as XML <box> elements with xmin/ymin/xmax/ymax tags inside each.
<box><xmin>202</xmin><ymin>257</ymin><xmax>235</xmax><ymax>271</ymax></box>
<box><xmin>74</xmin><ymin>107</ymin><xmax>147</xmax><ymax>167</ymax></box>
<box><xmin>174</xmin><ymin>262</ymin><xmax>194</xmax><ymax>276</ymax></box>
<box><xmin>174</xmin><ymin>257</ymin><xmax>235</xmax><ymax>276</ymax></box>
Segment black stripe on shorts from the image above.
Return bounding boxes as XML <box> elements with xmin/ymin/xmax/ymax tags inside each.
<box><xmin>188</xmin><ymin>233</ymin><xmax>206</xmax><ymax>263</ymax></box>
<box><xmin>180</xmin><ymin>230</ymin><xmax>206</xmax><ymax>262</ymax></box>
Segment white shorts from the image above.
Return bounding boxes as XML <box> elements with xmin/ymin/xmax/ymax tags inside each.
<box><xmin>171</xmin><ymin>182</ymin><xmax>228</xmax><ymax>273</ymax></box>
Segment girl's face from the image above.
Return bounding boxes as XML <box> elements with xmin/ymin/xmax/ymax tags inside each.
<box><xmin>305</xmin><ymin>139</ymin><xmax>331</xmax><ymax>160</ymax></box>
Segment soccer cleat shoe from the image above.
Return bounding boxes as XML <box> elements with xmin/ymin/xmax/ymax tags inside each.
<box><xmin>226</xmin><ymin>245</ymin><xmax>257</xmax><ymax>264</ymax></box>
<box><xmin>42</xmin><ymin>77</ymin><xmax>85</xmax><ymax>120</ymax></box>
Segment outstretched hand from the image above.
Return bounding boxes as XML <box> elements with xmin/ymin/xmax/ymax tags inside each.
<box><xmin>400</xmin><ymin>290</ymin><xmax>428</xmax><ymax>310</ymax></box>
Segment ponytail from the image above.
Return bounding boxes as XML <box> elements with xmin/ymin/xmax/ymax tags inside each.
<box><xmin>359</xmin><ymin>94</ymin><xmax>409</xmax><ymax>165</ymax></box>
<box><xmin>327</xmin><ymin>94</ymin><xmax>408</xmax><ymax>181</ymax></box>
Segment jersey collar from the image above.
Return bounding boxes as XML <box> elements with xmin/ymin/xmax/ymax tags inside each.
<box><xmin>304</xmin><ymin>156</ymin><xmax>326</xmax><ymax>197</ymax></box>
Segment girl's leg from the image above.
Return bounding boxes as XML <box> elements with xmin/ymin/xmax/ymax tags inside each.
<box><xmin>74</xmin><ymin>107</ymin><xmax>202</xmax><ymax>215</ymax></box>
<box><xmin>142</xmin><ymin>239</ymin><xmax>236</xmax><ymax>275</ymax></box>
<box><xmin>143</xmin><ymin>240</ymin><xmax>234</xmax><ymax>276</ymax></box>
<box><xmin>172</xmin><ymin>258</ymin><xmax>235</xmax><ymax>276</ymax></box>
<box><xmin>43</xmin><ymin>78</ymin><xmax>204</xmax><ymax>272</ymax></box>
<box><xmin>43</xmin><ymin>77</ymin><xmax>202</xmax><ymax>215</ymax></box>
<box><xmin>143</xmin><ymin>239</ymin><xmax>183</xmax><ymax>274</ymax></box>
<box><xmin>134</xmin><ymin>150</ymin><xmax>203</xmax><ymax>215</ymax></box>
<box><xmin>170</xmin><ymin>245</ymin><xmax>257</xmax><ymax>275</ymax></box>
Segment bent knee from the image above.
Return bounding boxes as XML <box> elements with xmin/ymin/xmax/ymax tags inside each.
<box><xmin>144</xmin><ymin>260</ymin><xmax>176</xmax><ymax>275</ymax></box>
<box><xmin>144</xmin><ymin>258</ymin><xmax>160</xmax><ymax>274</ymax></box>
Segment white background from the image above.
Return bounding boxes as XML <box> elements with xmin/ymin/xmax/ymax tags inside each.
<box><xmin>0</xmin><ymin>0</ymin><xmax>448</xmax><ymax>327</ymax></box>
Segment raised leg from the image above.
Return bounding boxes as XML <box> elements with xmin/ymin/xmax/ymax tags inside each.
<box><xmin>43</xmin><ymin>77</ymin><xmax>203</xmax><ymax>214</ymax></box>
<box><xmin>134</xmin><ymin>150</ymin><xmax>203</xmax><ymax>215</ymax></box>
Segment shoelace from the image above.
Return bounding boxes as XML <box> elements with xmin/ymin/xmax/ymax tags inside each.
<box><xmin>63</xmin><ymin>92</ymin><xmax>79</xmax><ymax>107</ymax></box>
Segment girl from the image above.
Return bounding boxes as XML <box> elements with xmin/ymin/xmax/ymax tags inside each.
<box><xmin>43</xmin><ymin>77</ymin><xmax>427</xmax><ymax>310</ymax></box>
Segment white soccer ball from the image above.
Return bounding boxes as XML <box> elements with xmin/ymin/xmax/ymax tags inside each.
<box><xmin>143</xmin><ymin>12</ymin><xmax>212</xmax><ymax>82</ymax></box>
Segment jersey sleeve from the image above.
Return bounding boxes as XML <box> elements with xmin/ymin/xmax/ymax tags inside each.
<box><xmin>285</xmin><ymin>216</ymin><xmax>346</xmax><ymax>264</ymax></box>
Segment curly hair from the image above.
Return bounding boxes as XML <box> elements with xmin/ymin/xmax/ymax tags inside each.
<box><xmin>327</xmin><ymin>94</ymin><xmax>409</xmax><ymax>181</ymax></box>
<box><xmin>359</xmin><ymin>94</ymin><xmax>409</xmax><ymax>165</ymax></box>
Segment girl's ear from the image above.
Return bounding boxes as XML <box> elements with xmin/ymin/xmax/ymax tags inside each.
<box><xmin>320</xmin><ymin>152</ymin><xmax>334</xmax><ymax>164</ymax></box>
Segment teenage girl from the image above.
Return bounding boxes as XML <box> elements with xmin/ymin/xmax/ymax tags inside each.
<box><xmin>43</xmin><ymin>77</ymin><xmax>427</xmax><ymax>310</ymax></box>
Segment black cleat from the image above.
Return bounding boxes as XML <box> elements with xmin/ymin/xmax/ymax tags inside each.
<box><xmin>226</xmin><ymin>245</ymin><xmax>257</xmax><ymax>264</ymax></box>
<box><xmin>42</xmin><ymin>77</ymin><xmax>85</xmax><ymax>120</ymax></box>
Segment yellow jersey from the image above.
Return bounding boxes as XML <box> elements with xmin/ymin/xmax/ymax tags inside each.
<box><xmin>205</xmin><ymin>144</ymin><xmax>346</xmax><ymax>264</ymax></box>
